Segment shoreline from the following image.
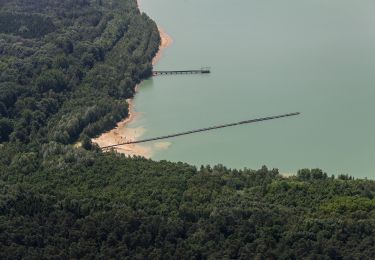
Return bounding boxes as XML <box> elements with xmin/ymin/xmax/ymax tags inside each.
<box><xmin>92</xmin><ymin>24</ymin><xmax>172</xmax><ymax>157</ymax></box>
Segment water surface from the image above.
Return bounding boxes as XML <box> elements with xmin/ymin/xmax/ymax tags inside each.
<box><xmin>130</xmin><ymin>0</ymin><xmax>375</xmax><ymax>178</ymax></box>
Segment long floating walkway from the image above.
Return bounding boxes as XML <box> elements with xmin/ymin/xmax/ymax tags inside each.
<box><xmin>101</xmin><ymin>112</ymin><xmax>300</xmax><ymax>149</ymax></box>
<box><xmin>153</xmin><ymin>67</ymin><xmax>210</xmax><ymax>76</ymax></box>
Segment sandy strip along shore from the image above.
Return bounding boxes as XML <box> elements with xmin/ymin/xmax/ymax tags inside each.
<box><xmin>92</xmin><ymin>28</ymin><xmax>173</xmax><ymax>157</ymax></box>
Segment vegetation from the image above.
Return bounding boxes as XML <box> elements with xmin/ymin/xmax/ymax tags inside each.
<box><xmin>1</xmin><ymin>0</ymin><xmax>375</xmax><ymax>259</ymax></box>
<box><xmin>1</xmin><ymin>150</ymin><xmax>375</xmax><ymax>258</ymax></box>
<box><xmin>0</xmin><ymin>0</ymin><xmax>160</xmax><ymax>145</ymax></box>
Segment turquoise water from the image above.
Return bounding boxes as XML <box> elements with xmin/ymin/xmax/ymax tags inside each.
<box><xmin>130</xmin><ymin>0</ymin><xmax>375</xmax><ymax>178</ymax></box>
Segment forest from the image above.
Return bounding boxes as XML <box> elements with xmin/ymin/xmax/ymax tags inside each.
<box><xmin>0</xmin><ymin>0</ymin><xmax>159</xmax><ymax>145</ymax></box>
<box><xmin>1</xmin><ymin>0</ymin><xmax>375</xmax><ymax>259</ymax></box>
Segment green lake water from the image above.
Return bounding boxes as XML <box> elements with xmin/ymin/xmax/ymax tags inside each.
<box><xmin>129</xmin><ymin>0</ymin><xmax>375</xmax><ymax>178</ymax></box>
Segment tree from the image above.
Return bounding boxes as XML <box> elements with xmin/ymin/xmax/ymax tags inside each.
<box><xmin>0</xmin><ymin>118</ymin><xmax>13</xmax><ymax>142</ymax></box>
<box><xmin>36</xmin><ymin>70</ymin><xmax>68</xmax><ymax>92</ymax></box>
<box><xmin>81</xmin><ymin>135</ymin><xmax>92</xmax><ymax>150</ymax></box>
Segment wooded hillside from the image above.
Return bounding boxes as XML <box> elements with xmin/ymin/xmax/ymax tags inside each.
<box><xmin>0</xmin><ymin>1</ymin><xmax>374</xmax><ymax>259</ymax></box>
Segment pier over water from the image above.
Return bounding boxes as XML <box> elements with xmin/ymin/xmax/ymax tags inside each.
<box><xmin>102</xmin><ymin>112</ymin><xmax>300</xmax><ymax>149</ymax></box>
<box><xmin>153</xmin><ymin>67</ymin><xmax>210</xmax><ymax>76</ymax></box>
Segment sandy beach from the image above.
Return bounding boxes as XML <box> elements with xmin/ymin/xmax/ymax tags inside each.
<box><xmin>92</xmin><ymin>26</ymin><xmax>172</xmax><ymax>157</ymax></box>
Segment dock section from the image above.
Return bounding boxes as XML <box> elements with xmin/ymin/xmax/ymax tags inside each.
<box><xmin>102</xmin><ymin>112</ymin><xmax>301</xmax><ymax>149</ymax></box>
<box><xmin>153</xmin><ymin>67</ymin><xmax>210</xmax><ymax>76</ymax></box>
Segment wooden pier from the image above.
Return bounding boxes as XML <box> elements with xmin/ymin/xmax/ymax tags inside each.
<box><xmin>153</xmin><ymin>67</ymin><xmax>210</xmax><ymax>76</ymax></box>
<box><xmin>101</xmin><ymin>112</ymin><xmax>300</xmax><ymax>149</ymax></box>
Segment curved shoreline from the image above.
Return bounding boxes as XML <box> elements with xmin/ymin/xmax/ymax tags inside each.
<box><xmin>92</xmin><ymin>25</ymin><xmax>172</xmax><ymax>157</ymax></box>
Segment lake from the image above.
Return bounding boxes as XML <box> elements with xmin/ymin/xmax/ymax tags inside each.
<box><xmin>129</xmin><ymin>0</ymin><xmax>375</xmax><ymax>178</ymax></box>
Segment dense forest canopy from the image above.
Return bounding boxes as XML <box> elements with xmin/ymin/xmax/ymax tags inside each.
<box><xmin>1</xmin><ymin>0</ymin><xmax>375</xmax><ymax>259</ymax></box>
<box><xmin>1</xmin><ymin>152</ymin><xmax>375</xmax><ymax>258</ymax></box>
<box><xmin>0</xmin><ymin>0</ymin><xmax>160</xmax><ymax>145</ymax></box>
